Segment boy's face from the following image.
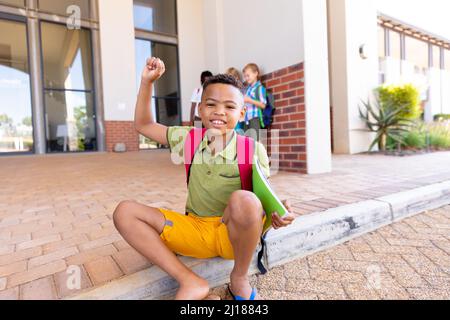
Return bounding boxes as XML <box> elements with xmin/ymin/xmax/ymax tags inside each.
<box><xmin>243</xmin><ymin>69</ymin><xmax>258</xmax><ymax>85</ymax></box>
<box><xmin>198</xmin><ymin>83</ymin><xmax>246</xmax><ymax>135</ymax></box>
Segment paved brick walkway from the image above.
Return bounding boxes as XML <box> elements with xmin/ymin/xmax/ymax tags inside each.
<box><xmin>0</xmin><ymin>150</ymin><xmax>449</xmax><ymax>299</ymax></box>
<box><xmin>212</xmin><ymin>206</ymin><xmax>450</xmax><ymax>300</ymax></box>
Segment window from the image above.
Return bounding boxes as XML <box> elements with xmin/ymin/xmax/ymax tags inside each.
<box><xmin>38</xmin><ymin>0</ymin><xmax>91</xmax><ymax>20</ymax></box>
<box><xmin>445</xmin><ymin>49</ymin><xmax>450</xmax><ymax>72</ymax></box>
<box><xmin>133</xmin><ymin>0</ymin><xmax>177</xmax><ymax>35</ymax></box>
<box><xmin>134</xmin><ymin>0</ymin><xmax>179</xmax><ymax>150</ymax></box>
<box><xmin>40</xmin><ymin>22</ymin><xmax>97</xmax><ymax>153</ymax></box>
<box><xmin>444</xmin><ymin>49</ymin><xmax>450</xmax><ymax>114</ymax></box>
<box><xmin>389</xmin><ymin>31</ymin><xmax>402</xmax><ymax>60</ymax></box>
<box><xmin>432</xmin><ymin>46</ymin><xmax>441</xmax><ymax>69</ymax></box>
<box><xmin>405</xmin><ymin>35</ymin><xmax>429</xmax><ymax>70</ymax></box>
<box><xmin>378</xmin><ymin>26</ymin><xmax>385</xmax><ymax>58</ymax></box>
<box><xmin>135</xmin><ymin>39</ymin><xmax>180</xmax><ymax>149</ymax></box>
<box><xmin>378</xmin><ymin>26</ymin><xmax>386</xmax><ymax>84</ymax></box>
<box><xmin>403</xmin><ymin>35</ymin><xmax>429</xmax><ymax>104</ymax></box>
<box><xmin>0</xmin><ymin>17</ymin><xmax>33</xmax><ymax>153</ymax></box>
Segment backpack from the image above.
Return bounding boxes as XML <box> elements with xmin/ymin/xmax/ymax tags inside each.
<box><xmin>254</xmin><ymin>85</ymin><xmax>276</xmax><ymax>129</ymax></box>
<box><xmin>184</xmin><ymin>127</ymin><xmax>269</xmax><ymax>274</ymax></box>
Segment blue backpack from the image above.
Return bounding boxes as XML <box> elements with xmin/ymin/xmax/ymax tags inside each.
<box><xmin>255</xmin><ymin>85</ymin><xmax>276</xmax><ymax>129</ymax></box>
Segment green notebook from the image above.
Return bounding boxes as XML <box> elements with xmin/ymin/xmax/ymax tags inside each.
<box><xmin>252</xmin><ymin>156</ymin><xmax>289</xmax><ymax>233</ymax></box>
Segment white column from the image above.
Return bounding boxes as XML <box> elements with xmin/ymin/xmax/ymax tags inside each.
<box><xmin>201</xmin><ymin>0</ymin><xmax>225</xmax><ymax>74</ymax></box>
<box><xmin>97</xmin><ymin>0</ymin><xmax>137</xmax><ymax>122</ymax></box>
<box><xmin>328</xmin><ymin>0</ymin><xmax>379</xmax><ymax>154</ymax></box>
<box><xmin>177</xmin><ymin>0</ymin><xmax>207</xmax><ymax>123</ymax></box>
<box><xmin>302</xmin><ymin>0</ymin><xmax>332</xmax><ymax>174</ymax></box>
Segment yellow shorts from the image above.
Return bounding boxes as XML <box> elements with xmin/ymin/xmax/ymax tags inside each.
<box><xmin>158</xmin><ymin>208</ymin><xmax>235</xmax><ymax>260</ymax></box>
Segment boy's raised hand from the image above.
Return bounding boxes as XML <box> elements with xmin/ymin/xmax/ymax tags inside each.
<box><xmin>142</xmin><ymin>57</ymin><xmax>166</xmax><ymax>84</ymax></box>
<box><xmin>271</xmin><ymin>199</ymin><xmax>296</xmax><ymax>230</ymax></box>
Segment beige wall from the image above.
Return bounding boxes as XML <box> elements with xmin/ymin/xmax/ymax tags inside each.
<box><xmin>218</xmin><ymin>0</ymin><xmax>304</xmax><ymax>75</ymax></box>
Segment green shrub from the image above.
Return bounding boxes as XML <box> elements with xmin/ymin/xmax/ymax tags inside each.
<box><xmin>378</xmin><ymin>83</ymin><xmax>422</xmax><ymax>120</ymax></box>
<box><xmin>386</xmin><ymin>122</ymin><xmax>426</xmax><ymax>150</ymax></box>
<box><xmin>428</xmin><ymin>123</ymin><xmax>450</xmax><ymax>149</ymax></box>
<box><xmin>403</xmin><ymin>130</ymin><xmax>427</xmax><ymax>149</ymax></box>
<box><xmin>434</xmin><ymin>114</ymin><xmax>450</xmax><ymax>122</ymax></box>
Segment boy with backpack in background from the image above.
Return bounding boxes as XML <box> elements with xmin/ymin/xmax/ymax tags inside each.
<box><xmin>113</xmin><ymin>57</ymin><xmax>295</xmax><ymax>300</ymax></box>
<box><xmin>242</xmin><ymin>63</ymin><xmax>275</xmax><ymax>139</ymax></box>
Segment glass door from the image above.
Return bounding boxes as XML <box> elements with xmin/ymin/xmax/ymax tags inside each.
<box><xmin>40</xmin><ymin>21</ymin><xmax>97</xmax><ymax>153</ymax></box>
<box><xmin>0</xmin><ymin>16</ymin><xmax>34</xmax><ymax>154</ymax></box>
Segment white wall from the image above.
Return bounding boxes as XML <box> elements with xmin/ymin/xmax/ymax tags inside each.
<box><xmin>98</xmin><ymin>0</ymin><xmax>137</xmax><ymax>121</ymax></box>
<box><xmin>215</xmin><ymin>0</ymin><xmax>304</xmax><ymax>75</ymax></box>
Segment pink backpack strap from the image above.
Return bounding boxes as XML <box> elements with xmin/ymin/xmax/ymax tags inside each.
<box><xmin>236</xmin><ymin>135</ymin><xmax>255</xmax><ymax>191</ymax></box>
<box><xmin>184</xmin><ymin>128</ymin><xmax>207</xmax><ymax>185</ymax></box>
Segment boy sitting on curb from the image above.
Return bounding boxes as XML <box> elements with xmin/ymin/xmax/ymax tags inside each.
<box><xmin>113</xmin><ymin>57</ymin><xmax>295</xmax><ymax>300</ymax></box>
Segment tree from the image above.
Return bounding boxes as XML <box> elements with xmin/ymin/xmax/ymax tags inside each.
<box><xmin>22</xmin><ymin>116</ymin><xmax>32</xmax><ymax>127</ymax></box>
<box><xmin>0</xmin><ymin>114</ymin><xmax>13</xmax><ymax>125</ymax></box>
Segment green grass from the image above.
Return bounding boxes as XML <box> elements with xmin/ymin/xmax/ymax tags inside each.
<box><xmin>386</xmin><ymin>121</ymin><xmax>450</xmax><ymax>151</ymax></box>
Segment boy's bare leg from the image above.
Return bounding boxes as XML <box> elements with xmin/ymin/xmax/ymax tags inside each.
<box><xmin>113</xmin><ymin>200</ymin><xmax>210</xmax><ymax>300</ymax></box>
<box><xmin>223</xmin><ymin>191</ymin><xmax>264</xmax><ymax>299</ymax></box>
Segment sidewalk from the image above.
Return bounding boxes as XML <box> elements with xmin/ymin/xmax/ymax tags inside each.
<box><xmin>0</xmin><ymin>150</ymin><xmax>450</xmax><ymax>299</ymax></box>
<box><xmin>211</xmin><ymin>205</ymin><xmax>450</xmax><ymax>300</ymax></box>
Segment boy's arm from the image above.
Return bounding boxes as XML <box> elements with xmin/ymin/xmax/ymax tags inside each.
<box><xmin>244</xmin><ymin>86</ymin><xmax>267</xmax><ymax>110</ymax></box>
<box><xmin>244</xmin><ymin>97</ymin><xmax>266</xmax><ymax>110</ymax></box>
<box><xmin>135</xmin><ymin>57</ymin><xmax>169</xmax><ymax>146</ymax></box>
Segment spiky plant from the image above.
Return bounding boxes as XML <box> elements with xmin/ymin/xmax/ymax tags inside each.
<box><xmin>359</xmin><ymin>99</ymin><xmax>416</xmax><ymax>152</ymax></box>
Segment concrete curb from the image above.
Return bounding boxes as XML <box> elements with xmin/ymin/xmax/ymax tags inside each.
<box><xmin>68</xmin><ymin>180</ymin><xmax>450</xmax><ymax>300</ymax></box>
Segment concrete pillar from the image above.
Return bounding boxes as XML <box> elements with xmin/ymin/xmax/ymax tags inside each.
<box><xmin>27</xmin><ymin>2</ymin><xmax>46</xmax><ymax>154</ymax></box>
<box><xmin>97</xmin><ymin>0</ymin><xmax>139</xmax><ymax>151</ymax></box>
<box><xmin>302</xmin><ymin>0</ymin><xmax>332</xmax><ymax>174</ymax></box>
<box><xmin>328</xmin><ymin>0</ymin><xmax>379</xmax><ymax>154</ymax></box>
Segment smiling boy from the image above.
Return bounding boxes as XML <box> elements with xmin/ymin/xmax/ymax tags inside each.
<box><xmin>113</xmin><ymin>57</ymin><xmax>295</xmax><ymax>300</ymax></box>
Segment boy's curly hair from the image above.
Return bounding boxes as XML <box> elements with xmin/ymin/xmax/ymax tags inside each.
<box><xmin>202</xmin><ymin>74</ymin><xmax>244</xmax><ymax>92</ymax></box>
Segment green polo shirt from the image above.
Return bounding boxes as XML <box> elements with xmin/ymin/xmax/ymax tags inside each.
<box><xmin>167</xmin><ymin>126</ymin><xmax>270</xmax><ymax>217</ymax></box>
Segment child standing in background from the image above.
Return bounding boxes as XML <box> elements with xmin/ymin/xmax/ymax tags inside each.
<box><xmin>242</xmin><ymin>63</ymin><xmax>267</xmax><ymax>140</ymax></box>
<box><xmin>190</xmin><ymin>71</ymin><xmax>213</xmax><ymax>126</ymax></box>
<box><xmin>226</xmin><ymin>67</ymin><xmax>246</xmax><ymax>134</ymax></box>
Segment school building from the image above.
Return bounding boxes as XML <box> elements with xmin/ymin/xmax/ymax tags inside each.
<box><xmin>1</xmin><ymin>0</ymin><xmax>449</xmax><ymax>174</ymax></box>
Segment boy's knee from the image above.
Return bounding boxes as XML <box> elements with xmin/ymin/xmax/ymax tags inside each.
<box><xmin>113</xmin><ymin>200</ymin><xmax>136</xmax><ymax>228</ymax></box>
<box><xmin>228</xmin><ymin>191</ymin><xmax>263</xmax><ymax>227</ymax></box>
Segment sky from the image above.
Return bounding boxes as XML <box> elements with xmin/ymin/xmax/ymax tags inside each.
<box><xmin>376</xmin><ymin>0</ymin><xmax>450</xmax><ymax>40</ymax></box>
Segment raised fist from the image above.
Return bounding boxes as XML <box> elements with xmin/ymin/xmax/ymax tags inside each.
<box><xmin>141</xmin><ymin>57</ymin><xmax>166</xmax><ymax>83</ymax></box>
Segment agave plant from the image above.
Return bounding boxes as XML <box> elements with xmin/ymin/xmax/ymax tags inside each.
<box><xmin>359</xmin><ymin>99</ymin><xmax>415</xmax><ymax>152</ymax></box>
